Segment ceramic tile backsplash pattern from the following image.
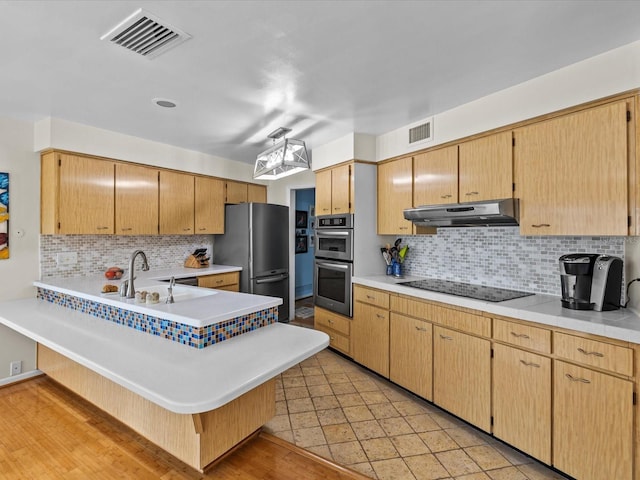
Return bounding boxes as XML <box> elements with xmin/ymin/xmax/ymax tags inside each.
<box><xmin>401</xmin><ymin>227</ymin><xmax>625</xmax><ymax>296</ymax></box>
<box><xmin>37</xmin><ymin>287</ymin><xmax>277</xmax><ymax>349</ymax></box>
<box><xmin>40</xmin><ymin>235</ymin><xmax>214</xmax><ymax>279</ymax></box>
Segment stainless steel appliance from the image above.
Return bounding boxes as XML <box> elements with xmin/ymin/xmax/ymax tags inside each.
<box><xmin>314</xmin><ymin>214</ymin><xmax>354</xmax><ymax>316</ymax></box>
<box><xmin>314</xmin><ymin>214</ymin><xmax>354</xmax><ymax>261</ymax></box>
<box><xmin>401</xmin><ymin>278</ymin><xmax>533</xmax><ymax>302</ymax></box>
<box><xmin>403</xmin><ymin>198</ymin><xmax>519</xmax><ymax>227</ymax></box>
<box><xmin>559</xmin><ymin>253</ymin><xmax>623</xmax><ymax>311</ymax></box>
<box><xmin>215</xmin><ymin>203</ymin><xmax>290</xmax><ymax>322</ymax></box>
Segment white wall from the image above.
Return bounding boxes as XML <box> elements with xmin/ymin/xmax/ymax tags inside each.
<box><xmin>376</xmin><ymin>40</ymin><xmax>640</xmax><ymax>161</ymax></box>
<box><xmin>0</xmin><ymin>116</ymin><xmax>41</xmax><ymax>383</ymax></box>
<box><xmin>34</xmin><ymin>118</ymin><xmax>260</xmax><ymax>183</ymax></box>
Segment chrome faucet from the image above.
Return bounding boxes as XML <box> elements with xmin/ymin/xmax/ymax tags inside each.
<box><xmin>166</xmin><ymin>276</ymin><xmax>175</xmax><ymax>304</ymax></box>
<box><xmin>126</xmin><ymin>250</ymin><xmax>149</xmax><ymax>298</ymax></box>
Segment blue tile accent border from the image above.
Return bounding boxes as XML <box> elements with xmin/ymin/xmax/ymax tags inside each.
<box><xmin>36</xmin><ymin>287</ymin><xmax>278</xmax><ymax>349</ymax></box>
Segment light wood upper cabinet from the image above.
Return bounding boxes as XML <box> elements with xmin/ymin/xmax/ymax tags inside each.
<box><xmin>315</xmin><ymin>170</ymin><xmax>333</xmax><ymax>215</ymax></box>
<box><xmin>433</xmin><ymin>326</ymin><xmax>491</xmax><ymax>432</ymax></box>
<box><xmin>159</xmin><ymin>171</ymin><xmax>194</xmax><ymax>235</ymax></box>
<box><xmin>493</xmin><ymin>343</ymin><xmax>551</xmax><ymax>464</ymax></box>
<box><xmin>115</xmin><ymin>163</ymin><xmax>158</xmax><ymax>235</ymax></box>
<box><xmin>553</xmin><ymin>360</ymin><xmax>633</xmax><ymax>480</ymax></box>
<box><xmin>315</xmin><ymin>164</ymin><xmax>353</xmax><ymax>216</ymax></box>
<box><xmin>389</xmin><ymin>313</ymin><xmax>432</xmax><ymax>401</ymax></box>
<box><xmin>516</xmin><ymin>100</ymin><xmax>629</xmax><ymax>236</ymax></box>
<box><xmin>458</xmin><ymin>131</ymin><xmax>513</xmax><ymax>202</ymax></box>
<box><xmin>247</xmin><ymin>184</ymin><xmax>267</xmax><ymax>203</ymax></box>
<box><xmin>195</xmin><ymin>176</ymin><xmax>225</xmax><ymax>234</ymax></box>
<box><xmin>377</xmin><ymin>156</ymin><xmax>414</xmax><ymax>234</ymax></box>
<box><xmin>413</xmin><ymin>146</ymin><xmax>458</xmax><ymax>206</ymax></box>
<box><xmin>53</xmin><ymin>153</ymin><xmax>115</xmax><ymax>234</ymax></box>
<box><xmin>225</xmin><ymin>181</ymin><xmax>248</xmax><ymax>204</ymax></box>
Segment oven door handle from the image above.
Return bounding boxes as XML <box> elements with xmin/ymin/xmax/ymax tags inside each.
<box><xmin>316</xmin><ymin>231</ymin><xmax>350</xmax><ymax>236</ymax></box>
<box><xmin>316</xmin><ymin>262</ymin><xmax>350</xmax><ymax>270</ymax></box>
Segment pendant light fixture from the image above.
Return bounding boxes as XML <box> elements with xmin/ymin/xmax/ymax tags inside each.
<box><xmin>253</xmin><ymin>127</ymin><xmax>311</xmax><ymax>180</ymax></box>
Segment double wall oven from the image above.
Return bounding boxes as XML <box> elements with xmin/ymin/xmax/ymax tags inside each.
<box><xmin>313</xmin><ymin>214</ymin><xmax>353</xmax><ymax>317</ymax></box>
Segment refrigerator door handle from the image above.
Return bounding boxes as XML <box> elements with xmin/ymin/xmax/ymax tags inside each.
<box><xmin>255</xmin><ymin>274</ymin><xmax>289</xmax><ymax>284</ymax></box>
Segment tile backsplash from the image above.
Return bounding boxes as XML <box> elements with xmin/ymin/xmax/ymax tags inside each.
<box><xmin>40</xmin><ymin>235</ymin><xmax>214</xmax><ymax>279</ymax></box>
<box><xmin>400</xmin><ymin>227</ymin><xmax>625</xmax><ymax>296</ymax></box>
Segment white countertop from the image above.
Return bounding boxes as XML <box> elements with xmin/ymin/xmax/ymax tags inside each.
<box><xmin>0</xmin><ymin>298</ymin><xmax>329</xmax><ymax>414</ymax></box>
<box><xmin>35</xmin><ymin>265</ymin><xmax>281</xmax><ymax>328</ymax></box>
<box><xmin>353</xmin><ymin>275</ymin><xmax>640</xmax><ymax>344</ymax></box>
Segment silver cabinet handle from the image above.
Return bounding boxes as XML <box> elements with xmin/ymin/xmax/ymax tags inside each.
<box><xmin>510</xmin><ymin>332</ymin><xmax>530</xmax><ymax>339</ymax></box>
<box><xmin>97</xmin><ymin>226</ymin><xmax>110</xmax><ymax>230</ymax></box>
<box><xmin>366</xmin><ymin>295</ymin><xmax>375</xmax><ymax>299</ymax></box>
<box><xmin>327</xmin><ymin>319</ymin><xmax>334</xmax><ymax>324</ymax></box>
<box><xmin>198</xmin><ymin>227</ymin><xmax>207</xmax><ymax>231</ymax></box>
<box><xmin>121</xmin><ymin>227</ymin><xmax>133</xmax><ymax>231</ymax></box>
<box><xmin>565</xmin><ymin>373</ymin><xmax>591</xmax><ymax>384</ymax></box>
<box><xmin>519</xmin><ymin>360</ymin><xmax>540</xmax><ymax>368</ymax></box>
<box><xmin>415</xmin><ymin>326</ymin><xmax>427</xmax><ymax>332</ymax></box>
<box><xmin>376</xmin><ymin>314</ymin><xmax>385</xmax><ymax>319</ymax></box>
<box><xmin>531</xmin><ymin>224</ymin><xmax>551</xmax><ymax>228</ymax></box>
<box><xmin>322</xmin><ymin>207</ymin><xmax>330</xmax><ymax>211</ymax></box>
<box><xmin>577</xmin><ymin>347</ymin><xmax>604</xmax><ymax>357</ymax></box>
<box><xmin>440</xmin><ymin>194</ymin><xmax>452</xmax><ymax>199</ymax></box>
<box><xmin>439</xmin><ymin>334</ymin><xmax>453</xmax><ymax>341</ymax></box>
<box><xmin>399</xmin><ymin>226</ymin><xmax>409</xmax><ymax>230</ymax></box>
<box><xmin>183</xmin><ymin>228</ymin><xmax>191</xmax><ymax>231</ymax></box>
<box><xmin>465</xmin><ymin>191</ymin><xmax>479</xmax><ymax>196</ymax></box>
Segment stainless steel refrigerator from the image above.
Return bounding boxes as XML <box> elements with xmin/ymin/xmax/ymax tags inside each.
<box><xmin>214</xmin><ymin>203</ymin><xmax>290</xmax><ymax>322</ymax></box>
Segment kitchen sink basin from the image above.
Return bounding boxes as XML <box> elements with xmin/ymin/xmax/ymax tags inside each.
<box><xmin>108</xmin><ymin>284</ymin><xmax>217</xmax><ymax>305</ymax></box>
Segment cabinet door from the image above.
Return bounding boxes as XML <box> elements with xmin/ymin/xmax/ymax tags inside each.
<box><xmin>352</xmin><ymin>301</ymin><xmax>389</xmax><ymax>377</ymax></box>
<box><xmin>458</xmin><ymin>131</ymin><xmax>512</xmax><ymax>202</ymax></box>
<box><xmin>195</xmin><ymin>176</ymin><xmax>225</xmax><ymax>234</ymax></box>
<box><xmin>247</xmin><ymin>184</ymin><xmax>267</xmax><ymax>203</ymax></box>
<box><xmin>554</xmin><ymin>360</ymin><xmax>633</xmax><ymax>480</ymax></box>
<box><xmin>225</xmin><ymin>181</ymin><xmax>248</xmax><ymax>204</ymax></box>
<box><xmin>331</xmin><ymin>164</ymin><xmax>351</xmax><ymax>214</ymax></box>
<box><xmin>315</xmin><ymin>169</ymin><xmax>333</xmax><ymax>215</ymax></box>
<box><xmin>493</xmin><ymin>343</ymin><xmax>551</xmax><ymax>464</ymax></box>
<box><xmin>198</xmin><ymin>272</ymin><xmax>239</xmax><ymax>290</ymax></box>
<box><xmin>159</xmin><ymin>171</ymin><xmax>194</xmax><ymax>234</ymax></box>
<box><xmin>433</xmin><ymin>326</ymin><xmax>491</xmax><ymax>432</ymax></box>
<box><xmin>389</xmin><ymin>313</ymin><xmax>432</xmax><ymax>401</ymax></box>
<box><xmin>115</xmin><ymin>163</ymin><xmax>158</xmax><ymax>235</ymax></box>
<box><xmin>414</xmin><ymin>146</ymin><xmax>458</xmax><ymax>206</ymax></box>
<box><xmin>517</xmin><ymin>100</ymin><xmax>628</xmax><ymax>235</ymax></box>
<box><xmin>58</xmin><ymin>154</ymin><xmax>114</xmax><ymax>234</ymax></box>
<box><xmin>377</xmin><ymin>156</ymin><xmax>413</xmax><ymax>235</ymax></box>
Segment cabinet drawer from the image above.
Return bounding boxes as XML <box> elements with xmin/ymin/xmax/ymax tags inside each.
<box><xmin>431</xmin><ymin>304</ymin><xmax>491</xmax><ymax>337</ymax></box>
<box><xmin>315</xmin><ymin>307</ymin><xmax>350</xmax><ymax>336</ymax></box>
<box><xmin>494</xmin><ymin>319</ymin><xmax>551</xmax><ymax>354</ymax></box>
<box><xmin>198</xmin><ymin>272</ymin><xmax>240</xmax><ymax>289</ymax></box>
<box><xmin>354</xmin><ymin>286</ymin><xmax>389</xmax><ymax>309</ymax></box>
<box><xmin>316</xmin><ymin>323</ymin><xmax>350</xmax><ymax>355</ymax></box>
<box><xmin>555</xmin><ymin>332</ymin><xmax>633</xmax><ymax>376</ymax></box>
<box><xmin>390</xmin><ymin>295</ymin><xmax>431</xmax><ymax>318</ymax></box>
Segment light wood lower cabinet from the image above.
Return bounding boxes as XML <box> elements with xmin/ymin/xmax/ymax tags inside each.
<box><xmin>553</xmin><ymin>360</ymin><xmax>633</xmax><ymax>480</ymax></box>
<box><xmin>352</xmin><ymin>300</ymin><xmax>390</xmax><ymax>377</ymax></box>
<box><xmin>389</xmin><ymin>313</ymin><xmax>432</xmax><ymax>401</ymax></box>
<box><xmin>197</xmin><ymin>272</ymin><xmax>239</xmax><ymax>292</ymax></box>
<box><xmin>433</xmin><ymin>326</ymin><xmax>491</xmax><ymax>432</ymax></box>
<box><xmin>314</xmin><ymin>306</ymin><xmax>351</xmax><ymax>356</ymax></box>
<box><xmin>492</xmin><ymin>343</ymin><xmax>551</xmax><ymax>464</ymax></box>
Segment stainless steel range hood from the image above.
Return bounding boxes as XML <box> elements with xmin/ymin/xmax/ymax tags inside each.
<box><xmin>403</xmin><ymin>198</ymin><xmax>519</xmax><ymax>227</ymax></box>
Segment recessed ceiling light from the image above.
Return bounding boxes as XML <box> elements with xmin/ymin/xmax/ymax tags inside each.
<box><xmin>153</xmin><ymin>98</ymin><xmax>177</xmax><ymax>108</ymax></box>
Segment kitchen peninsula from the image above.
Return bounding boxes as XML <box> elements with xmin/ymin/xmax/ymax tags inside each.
<box><xmin>0</xmin><ymin>265</ymin><xmax>329</xmax><ymax>472</ymax></box>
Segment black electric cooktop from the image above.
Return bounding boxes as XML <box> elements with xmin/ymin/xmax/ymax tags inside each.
<box><xmin>401</xmin><ymin>278</ymin><xmax>534</xmax><ymax>302</ymax></box>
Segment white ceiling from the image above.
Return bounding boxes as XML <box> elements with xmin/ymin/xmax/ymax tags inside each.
<box><xmin>2</xmin><ymin>0</ymin><xmax>640</xmax><ymax>166</ymax></box>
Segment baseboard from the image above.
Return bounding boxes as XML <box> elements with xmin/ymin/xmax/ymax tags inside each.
<box><xmin>0</xmin><ymin>369</ymin><xmax>43</xmax><ymax>388</ymax></box>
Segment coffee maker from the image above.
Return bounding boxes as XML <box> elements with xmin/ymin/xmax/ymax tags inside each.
<box><xmin>559</xmin><ymin>253</ymin><xmax>623</xmax><ymax>311</ymax></box>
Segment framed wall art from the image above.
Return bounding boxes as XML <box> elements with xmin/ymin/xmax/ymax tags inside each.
<box><xmin>0</xmin><ymin>172</ymin><xmax>8</xmax><ymax>260</ymax></box>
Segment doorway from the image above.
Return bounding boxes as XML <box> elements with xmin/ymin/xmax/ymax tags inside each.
<box><xmin>289</xmin><ymin>187</ymin><xmax>315</xmax><ymax>326</ymax></box>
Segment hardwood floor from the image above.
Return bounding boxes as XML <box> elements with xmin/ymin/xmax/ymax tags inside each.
<box><xmin>0</xmin><ymin>376</ymin><xmax>367</xmax><ymax>479</ymax></box>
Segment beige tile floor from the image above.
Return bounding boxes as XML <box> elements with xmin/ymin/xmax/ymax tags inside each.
<box><xmin>264</xmin><ymin>348</ymin><xmax>570</xmax><ymax>480</ymax></box>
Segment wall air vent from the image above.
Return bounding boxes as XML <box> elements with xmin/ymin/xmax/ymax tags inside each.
<box><xmin>100</xmin><ymin>8</ymin><xmax>191</xmax><ymax>59</ymax></box>
<box><xmin>407</xmin><ymin>117</ymin><xmax>434</xmax><ymax>147</ymax></box>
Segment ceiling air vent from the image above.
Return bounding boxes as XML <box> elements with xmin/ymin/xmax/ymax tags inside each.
<box><xmin>100</xmin><ymin>8</ymin><xmax>191</xmax><ymax>59</ymax></box>
<box><xmin>407</xmin><ymin>117</ymin><xmax>434</xmax><ymax>147</ymax></box>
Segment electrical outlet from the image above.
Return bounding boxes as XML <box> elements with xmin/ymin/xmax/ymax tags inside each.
<box><xmin>56</xmin><ymin>251</ymin><xmax>78</xmax><ymax>268</ymax></box>
<box><xmin>10</xmin><ymin>360</ymin><xmax>21</xmax><ymax>376</ymax></box>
